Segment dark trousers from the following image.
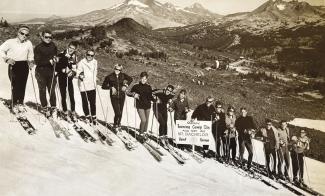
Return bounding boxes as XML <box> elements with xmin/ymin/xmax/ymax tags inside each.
<box><xmin>239</xmin><ymin>139</ymin><xmax>253</xmax><ymax>168</ymax></box>
<box><xmin>291</xmin><ymin>151</ymin><xmax>304</xmax><ymax>180</ymax></box>
<box><xmin>8</xmin><ymin>61</ymin><xmax>29</xmax><ymax>105</ymax></box>
<box><xmin>137</xmin><ymin>108</ymin><xmax>150</xmax><ymax>133</ymax></box>
<box><xmin>58</xmin><ymin>74</ymin><xmax>75</xmax><ymax>112</ymax></box>
<box><xmin>153</xmin><ymin>104</ymin><xmax>168</xmax><ymax>136</ymax></box>
<box><xmin>80</xmin><ymin>90</ymin><xmax>96</xmax><ymax>116</ymax></box>
<box><xmin>111</xmin><ymin>95</ymin><xmax>125</xmax><ymax>126</ymax></box>
<box><xmin>216</xmin><ymin>136</ymin><xmax>227</xmax><ymax>157</ymax></box>
<box><xmin>265</xmin><ymin>147</ymin><xmax>277</xmax><ymax>174</ymax></box>
<box><xmin>35</xmin><ymin>67</ymin><xmax>56</xmax><ymax>107</ymax></box>
<box><xmin>225</xmin><ymin>137</ymin><xmax>237</xmax><ymax>161</ymax></box>
<box><xmin>278</xmin><ymin>146</ymin><xmax>290</xmax><ymax>177</ymax></box>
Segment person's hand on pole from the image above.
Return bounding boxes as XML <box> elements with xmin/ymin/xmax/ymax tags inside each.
<box><xmin>111</xmin><ymin>87</ymin><xmax>117</xmax><ymax>95</ymax></box>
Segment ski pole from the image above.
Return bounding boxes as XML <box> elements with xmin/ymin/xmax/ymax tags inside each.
<box><xmin>30</xmin><ymin>70</ymin><xmax>39</xmax><ymax>112</ymax></box>
<box><xmin>125</xmin><ymin>94</ymin><xmax>131</xmax><ymax>135</ymax></box>
<box><xmin>9</xmin><ymin>65</ymin><xmax>16</xmax><ymax>122</ymax></box>
<box><xmin>82</xmin><ymin>81</ymin><xmax>94</xmax><ymax>125</ymax></box>
<box><xmin>48</xmin><ymin>61</ymin><xmax>57</xmax><ymax>115</ymax></box>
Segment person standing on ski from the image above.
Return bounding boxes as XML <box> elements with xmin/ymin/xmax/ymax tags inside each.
<box><xmin>235</xmin><ymin>107</ymin><xmax>256</xmax><ymax>170</ymax></box>
<box><xmin>277</xmin><ymin>120</ymin><xmax>291</xmax><ymax>180</ymax></box>
<box><xmin>224</xmin><ymin>124</ymin><xmax>238</xmax><ymax>165</ymax></box>
<box><xmin>191</xmin><ymin>96</ymin><xmax>216</xmax><ymax>158</ymax></box>
<box><xmin>102</xmin><ymin>63</ymin><xmax>133</xmax><ymax>130</ymax></box>
<box><xmin>290</xmin><ymin>129</ymin><xmax>310</xmax><ymax>185</ymax></box>
<box><xmin>129</xmin><ymin>71</ymin><xmax>154</xmax><ymax>141</ymax></box>
<box><xmin>215</xmin><ymin>101</ymin><xmax>226</xmax><ymax>161</ymax></box>
<box><xmin>152</xmin><ymin>84</ymin><xmax>175</xmax><ymax>146</ymax></box>
<box><xmin>77</xmin><ymin>49</ymin><xmax>98</xmax><ymax>124</ymax></box>
<box><xmin>56</xmin><ymin>41</ymin><xmax>78</xmax><ymax>120</ymax></box>
<box><xmin>169</xmin><ymin>89</ymin><xmax>190</xmax><ymax>123</ymax></box>
<box><xmin>225</xmin><ymin>106</ymin><xmax>236</xmax><ymax>160</ymax></box>
<box><xmin>169</xmin><ymin>89</ymin><xmax>190</xmax><ymax>150</ymax></box>
<box><xmin>260</xmin><ymin>119</ymin><xmax>279</xmax><ymax>178</ymax></box>
<box><xmin>34</xmin><ymin>29</ymin><xmax>58</xmax><ymax>116</ymax></box>
<box><xmin>0</xmin><ymin>26</ymin><xmax>34</xmax><ymax>112</ymax></box>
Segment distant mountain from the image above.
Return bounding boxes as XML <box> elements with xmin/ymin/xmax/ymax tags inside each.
<box><xmin>225</xmin><ymin>0</ymin><xmax>325</xmax><ymax>32</ymax></box>
<box><xmin>20</xmin><ymin>15</ymin><xmax>62</xmax><ymax>24</ymax></box>
<box><xmin>23</xmin><ymin>0</ymin><xmax>221</xmax><ymax>29</ymax></box>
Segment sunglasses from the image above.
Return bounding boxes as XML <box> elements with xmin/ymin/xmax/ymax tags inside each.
<box><xmin>19</xmin><ymin>32</ymin><xmax>29</xmax><ymax>37</ymax></box>
<box><xmin>44</xmin><ymin>36</ymin><xmax>53</xmax><ymax>39</ymax></box>
<box><xmin>86</xmin><ymin>54</ymin><xmax>94</xmax><ymax>57</ymax></box>
<box><xmin>115</xmin><ymin>68</ymin><xmax>121</xmax><ymax>71</ymax></box>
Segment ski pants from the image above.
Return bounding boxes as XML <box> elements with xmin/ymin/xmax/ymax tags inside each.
<box><xmin>153</xmin><ymin>104</ymin><xmax>168</xmax><ymax>137</ymax></box>
<box><xmin>216</xmin><ymin>135</ymin><xmax>227</xmax><ymax>157</ymax></box>
<box><xmin>291</xmin><ymin>151</ymin><xmax>304</xmax><ymax>180</ymax></box>
<box><xmin>80</xmin><ymin>89</ymin><xmax>96</xmax><ymax>117</ymax></box>
<box><xmin>35</xmin><ymin>67</ymin><xmax>56</xmax><ymax>108</ymax></box>
<box><xmin>277</xmin><ymin>145</ymin><xmax>290</xmax><ymax>177</ymax></box>
<box><xmin>8</xmin><ymin>61</ymin><xmax>29</xmax><ymax>105</ymax></box>
<box><xmin>226</xmin><ymin>137</ymin><xmax>237</xmax><ymax>161</ymax></box>
<box><xmin>264</xmin><ymin>147</ymin><xmax>277</xmax><ymax>174</ymax></box>
<box><xmin>58</xmin><ymin>74</ymin><xmax>75</xmax><ymax>112</ymax></box>
<box><xmin>111</xmin><ymin>95</ymin><xmax>125</xmax><ymax>126</ymax></box>
<box><xmin>239</xmin><ymin>139</ymin><xmax>253</xmax><ymax>168</ymax></box>
<box><xmin>137</xmin><ymin>108</ymin><xmax>150</xmax><ymax>133</ymax></box>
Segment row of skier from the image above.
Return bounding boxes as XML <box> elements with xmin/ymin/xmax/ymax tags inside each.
<box><xmin>0</xmin><ymin>26</ymin><xmax>311</xmax><ymax>186</ymax></box>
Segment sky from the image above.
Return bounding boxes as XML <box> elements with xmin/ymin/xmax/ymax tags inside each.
<box><xmin>0</xmin><ymin>0</ymin><xmax>324</xmax><ymax>22</ymax></box>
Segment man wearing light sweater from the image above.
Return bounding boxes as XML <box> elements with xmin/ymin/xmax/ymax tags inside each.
<box><xmin>77</xmin><ymin>49</ymin><xmax>98</xmax><ymax>124</ymax></box>
<box><xmin>0</xmin><ymin>26</ymin><xmax>34</xmax><ymax>112</ymax></box>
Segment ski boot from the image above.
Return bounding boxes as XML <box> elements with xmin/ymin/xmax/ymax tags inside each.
<box><xmin>91</xmin><ymin>115</ymin><xmax>97</xmax><ymax>125</ymax></box>
<box><xmin>139</xmin><ymin>132</ymin><xmax>148</xmax><ymax>144</ymax></box>
<box><xmin>17</xmin><ymin>104</ymin><xmax>27</xmax><ymax>113</ymax></box>
<box><xmin>70</xmin><ymin>112</ymin><xmax>78</xmax><ymax>122</ymax></box>
<box><xmin>11</xmin><ymin>105</ymin><xmax>20</xmax><ymax>115</ymax></box>
<box><xmin>51</xmin><ymin>107</ymin><xmax>58</xmax><ymax>119</ymax></box>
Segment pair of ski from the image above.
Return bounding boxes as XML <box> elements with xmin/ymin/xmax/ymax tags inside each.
<box><xmin>184</xmin><ymin>149</ymin><xmax>205</xmax><ymax>164</ymax></box>
<box><xmin>1</xmin><ymin>99</ymin><xmax>36</xmax><ymax>135</ymax></box>
<box><xmin>102</xmin><ymin>123</ymin><xmax>136</xmax><ymax>150</ymax></box>
<box><xmin>251</xmin><ymin>163</ymin><xmax>322</xmax><ymax>196</ymax></box>
<box><xmin>69</xmin><ymin>118</ymin><xmax>114</xmax><ymax>146</ymax></box>
<box><xmin>147</xmin><ymin>133</ymin><xmax>188</xmax><ymax>164</ymax></box>
<box><xmin>123</xmin><ymin>127</ymin><xmax>163</xmax><ymax>162</ymax></box>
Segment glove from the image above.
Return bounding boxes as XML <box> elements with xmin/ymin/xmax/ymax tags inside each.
<box><xmin>67</xmin><ymin>70</ymin><xmax>76</xmax><ymax>78</ymax></box>
<box><xmin>111</xmin><ymin>87</ymin><xmax>117</xmax><ymax>95</ymax></box>
<box><xmin>79</xmin><ymin>73</ymin><xmax>85</xmax><ymax>81</ymax></box>
<box><xmin>121</xmin><ymin>86</ymin><xmax>127</xmax><ymax>92</ymax></box>
<box><xmin>5</xmin><ymin>58</ymin><xmax>15</xmax><ymax>65</ymax></box>
<box><xmin>134</xmin><ymin>93</ymin><xmax>140</xmax><ymax>100</ymax></box>
<box><xmin>28</xmin><ymin>61</ymin><xmax>35</xmax><ymax>70</ymax></box>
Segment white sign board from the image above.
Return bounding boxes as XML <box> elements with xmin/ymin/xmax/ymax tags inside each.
<box><xmin>175</xmin><ymin>120</ymin><xmax>212</xmax><ymax>146</ymax></box>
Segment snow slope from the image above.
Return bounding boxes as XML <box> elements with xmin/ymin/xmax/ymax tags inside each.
<box><xmin>0</xmin><ymin>59</ymin><xmax>324</xmax><ymax>195</ymax></box>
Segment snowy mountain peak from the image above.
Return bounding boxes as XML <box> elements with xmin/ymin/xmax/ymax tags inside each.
<box><xmin>124</xmin><ymin>0</ymin><xmax>154</xmax><ymax>7</ymax></box>
<box><xmin>189</xmin><ymin>2</ymin><xmax>205</xmax><ymax>9</ymax></box>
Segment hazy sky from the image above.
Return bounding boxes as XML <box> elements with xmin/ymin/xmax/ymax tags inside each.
<box><xmin>0</xmin><ymin>0</ymin><xmax>324</xmax><ymax>18</ymax></box>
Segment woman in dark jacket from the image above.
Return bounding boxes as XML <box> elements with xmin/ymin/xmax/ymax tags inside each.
<box><xmin>129</xmin><ymin>72</ymin><xmax>154</xmax><ymax>138</ymax></box>
<box><xmin>102</xmin><ymin>64</ymin><xmax>133</xmax><ymax>129</ymax></box>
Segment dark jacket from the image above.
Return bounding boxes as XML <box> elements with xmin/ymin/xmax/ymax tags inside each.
<box><xmin>102</xmin><ymin>72</ymin><xmax>133</xmax><ymax>98</ymax></box>
<box><xmin>56</xmin><ymin>49</ymin><xmax>77</xmax><ymax>74</ymax></box>
<box><xmin>261</xmin><ymin>126</ymin><xmax>279</xmax><ymax>150</ymax></box>
<box><xmin>215</xmin><ymin>111</ymin><xmax>226</xmax><ymax>135</ymax></box>
<box><xmin>235</xmin><ymin>116</ymin><xmax>256</xmax><ymax>141</ymax></box>
<box><xmin>34</xmin><ymin>42</ymin><xmax>57</xmax><ymax>69</ymax></box>
<box><xmin>191</xmin><ymin>103</ymin><xmax>216</xmax><ymax>121</ymax></box>
<box><xmin>170</xmin><ymin>97</ymin><xmax>189</xmax><ymax>121</ymax></box>
<box><xmin>130</xmin><ymin>82</ymin><xmax>154</xmax><ymax>110</ymax></box>
<box><xmin>153</xmin><ymin>89</ymin><xmax>174</xmax><ymax>112</ymax></box>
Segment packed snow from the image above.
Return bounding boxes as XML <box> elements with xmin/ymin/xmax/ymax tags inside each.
<box><xmin>127</xmin><ymin>0</ymin><xmax>149</xmax><ymax>8</ymax></box>
<box><xmin>277</xmin><ymin>4</ymin><xmax>286</xmax><ymax>11</ymax></box>
<box><xmin>289</xmin><ymin>118</ymin><xmax>325</xmax><ymax>133</ymax></box>
<box><xmin>0</xmin><ymin>57</ymin><xmax>324</xmax><ymax>195</ymax></box>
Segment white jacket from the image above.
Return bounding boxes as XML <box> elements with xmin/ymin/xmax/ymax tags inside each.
<box><xmin>77</xmin><ymin>58</ymin><xmax>97</xmax><ymax>92</ymax></box>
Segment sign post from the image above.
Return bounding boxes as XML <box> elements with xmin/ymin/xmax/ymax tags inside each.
<box><xmin>175</xmin><ymin>120</ymin><xmax>212</xmax><ymax>156</ymax></box>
